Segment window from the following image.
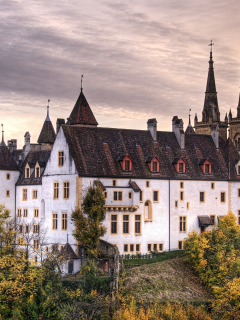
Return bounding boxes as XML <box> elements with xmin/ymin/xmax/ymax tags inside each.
<box><xmin>124</xmin><ymin>244</ymin><xmax>128</xmax><ymax>253</ymax></box>
<box><xmin>180</xmin><ymin>191</ymin><xmax>184</xmax><ymax>201</ymax></box>
<box><xmin>135</xmin><ymin>215</ymin><xmax>141</xmax><ymax>234</ymax></box>
<box><xmin>53</xmin><ymin>182</ymin><xmax>59</xmax><ymax>199</ymax></box>
<box><xmin>136</xmin><ymin>244</ymin><xmax>140</xmax><ymax>252</ymax></box>
<box><xmin>58</xmin><ymin>151</ymin><xmax>64</xmax><ymax>167</ymax></box>
<box><xmin>140</xmin><ymin>190</ymin><xmax>143</xmax><ymax>202</ymax></box>
<box><xmin>17</xmin><ymin>209</ymin><xmax>21</xmax><ymax>217</ymax></box>
<box><xmin>62</xmin><ymin>213</ymin><xmax>67</xmax><ymax>230</ymax></box>
<box><xmin>23</xmin><ymin>209</ymin><xmax>28</xmax><ymax>217</ymax></box>
<box><xmin>152</xmin><ymin>161</ymin><xmax>158</xmax><ymax>172</ymax></box>
<box><xmin>148</xmin><ymin>243</ymin><xmax>151</xmax><ymax>252</ymax></box>
<box><xmin>6</xmin><ymin>190</ymin><xmax>10</xmax><ymax>197</ymax></box>
<box><xmin>125</xmin><ymin>160</ymin><xmax>130</xmax><ymax>171</ymax></box>
<box><xmin>130</xmin><ymin>244</ymin><xmax>134</xmax><ymax>252</ymax></box>
<box><xmin>210</xmin><ymin>215</ymin><xmax>215</xmax><ymax>225</ymax></box>
<box><xmin>179</xmin><ymin>216</ymin><xmax>187</xmax><ymax>232</ymax></box>
<box><xmin>19</xmin><ymin>225</ymin><xmax>23</xmax><ymax>234</ymax></box>
<box><xmin>111</xmin><ymin>214</ymin><xmax>118</xmax><ymax>234</ymax></box>
<box><xmin>33</xmin><ymin>224</ymin><xmax>40</xmax><ymax>234</ymax></box>
<box><xmin>25</xmin><ymin>167</ymin><xmax>30</xmax><ymax>178</ymax></box>
<box><xmin>123</xmin><ymin>215</ymin><xmax>130</xmax><ymax>234</ymax></box>
<box><xmin>199</xmin><ymin>192</ymin><xmax>205</xmax><ymax>203</ymax></box>
<box><xmin>63</xmin><ymin>182</ymin><xmax>70</xmax><ymax>199</ymax></box>
<box><xmin>175</xmin><ymin>201</ymin><xmax>178</xmax><ymax>208</ymax></box>
<box><xmin>159</xmin><ymin>243</ymin><xmax>163</xmax><ymax>252</ymax></box>
<box><xmin>33</xmin><ymin>239</ymin><xmax>39</xmax><ymax>249</ymax></box>
<box><xmin>35</xmin><ymin>166</ymin><xmax>40</xmax><ymax>178</ymax></box>
<box><xmin>205</xmin><ymin>164</ymin><xmax>210</xmax><ymax>174</ymax></box>
<box><xmin>113</xmin><ymin>191</ymin><xmax>123</xmax><ymax>201</ymax></box>
<box><xmin>146</xmin><ymin>181</ymin><xmax>150</xmax><ymax>188</ymax></box>
<box><xmin>173</xmin><ymin>158</ymin><xmax>186</xmax><ymax>174</ymax></box>
<box><xmin>104</xmin><ymin>191</ymin><xmax>108</xmax><ymax>199</ymax></box>
<box><xmin>238</xmin><ymin>189</ymin><xmax>240</xmax><ymax>198</ymax></box>
<box><xmin>180</xmin><ymin>182</ymin><xmax>184</xmax><ymax>189</ymax></box>
<box><xmin>220</xmin><ymin>192</ymin><xmax>226</xmax><ymax>203</ymax></box>
<box><xmin>211</xmin><ymin>182</ymin><xmax>215</xmax><ymax>190</ymax></box>
<box><xmin>6</xmin><ymin>173</ymin><xmax>11</xmax><ymax>180</ymax></box>
<box><xmin>25</xmin><ymin>225</ymin><xmax>29</xmax><ymax>233</ymax></box>
<box><xmin>187</xmin><ymin>202</ymin><xmax>189</xmax><ymax>209</ymax></box>
<box><xmin>33</xmin><ymin>209</ymin><xmax>39</xmax><ymax>218</ymax></box>
<box><xmin>153</xmin><ymin>190</ymin><xmax>159</xmax><ymax>202</ymax></box>
<box><xmin>179</xmin><ymin>163</ymin><xmax>183</xmax><ymax>173</ymax></box>
<box><xmin>123</xmin><ymin>244</ymin><xmax>141</xmax><ymax>253</ymax></box>
<box><xmin>147</xmin><ymin>243</ymin><xmax>164</xmax><ymax>252</ymax></box>
<box><xmin>128</xmin><ymin>192</ymin><xmax>132</xmax><ymax>199</ymax></box>
<box><xmin>178</xmin><ymin>241</ymin><xmax>184</xmax><ymax>250</ymax></box>
<box><xmin>22</xmin><ymin>189</ymin><xmax>27</xmax><ymax>201</ymax></box>
<box><xmin>52</xmin><ymin>213</ymin><xmax>58</xmax><ymax>230</ymax></box>
<box><xmin>32</xmin><ymin>190</ymin><xmax>38</xmax><ymax>199</ymax></box>
<box><xmin>112</xmin><ymin>180</ymin><xmax>116</xmax><ymax>186</ymax></box>
<box><xmin>200</xmin><ymin>226</ymin><xmax>205</xmax><ymax>233</ymax></box>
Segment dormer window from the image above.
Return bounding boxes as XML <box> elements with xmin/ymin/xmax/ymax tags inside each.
<box><xmin>117</xmin><ymin>154</ymin><xmax>133</xmax><ymax>172</ymax></box>
<box><xmin>36</xmin><ymin>167</ymin><xmax>40</xmax><ymax>177</ymax></box>
<box><xmin>198</xmin><ymin>159</ymin><xmax>212</xmax><ymax>174</ymax></box>
<box><xmin>25</xmin><ymin>164</ymin><xmax>30</xmax><ymax>178</ymax></box>
<box><xmin>145</xmin><ymin>156</ymin><xmax>160</xmax><ymax>173</ymax></box>
<box><xmin>172</xmin><ymin>158</ymin><xmax>186</xmax><ymax>174</ymax></box>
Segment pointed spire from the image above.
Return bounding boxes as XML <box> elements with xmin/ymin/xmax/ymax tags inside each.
<box><xmin>46</xmin><ymin>99</ymin><xmax>50</xmax><ymax>122</ymax></box>
<box><xmin>189</xmin><ymin>109</ymin><xmax>191</xmax><ymax>125</ymax></box>
<box><xmin>0</xmin><ymin>124</ymin><xmax>6</xmax><ymax>147</ymax></box>
<box><xmin>37</xmin><ymin>101</ymin><xmax>56</xmax><ymax>144</ymax></box>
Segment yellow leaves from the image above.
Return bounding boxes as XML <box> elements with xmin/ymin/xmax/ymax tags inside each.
<box><xmin>90</xmin><ymin>289</ymin><xmax>98</xmax><ymax>296</ymax></box>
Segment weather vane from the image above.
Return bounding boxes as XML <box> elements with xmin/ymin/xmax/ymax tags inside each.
<box><xmin>189</xmin><ymin>109</ymin><xmax>191</xmax><ymax>125</ymax></box>
<box><xmin>81</xmin><ymin>75</ymin><xmax>84</xmax><ymax>92</ymax></box>
<box><xmin>208</xmin><ymin>40</ymin><xmax>214</xmax><ymax>53</ymax></box>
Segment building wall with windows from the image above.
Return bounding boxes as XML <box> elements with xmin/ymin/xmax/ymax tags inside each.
<box><xmin>0</xmin><ymin>170</ymin><xmax>20</xmax><ymax>215</ymax></box>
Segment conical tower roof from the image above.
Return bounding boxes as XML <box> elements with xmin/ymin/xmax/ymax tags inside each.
<box><xmin>37</xmin><ymin>106</ymin><xmax>56</xmax><ymax>144</ymax></box>
<box><xmin>67</xmin><ymin>90</ymin><xmax>98</xmax><ymax>126</ymax></box>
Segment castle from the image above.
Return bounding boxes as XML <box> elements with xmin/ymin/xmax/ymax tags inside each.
<box><xmin>1</xmin><ymin>49</ymin><xmax>240</xmax><ymax>273</ymax></box>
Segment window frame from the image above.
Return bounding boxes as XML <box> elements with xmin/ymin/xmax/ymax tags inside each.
<box><xmin>199</xmin><ymin>191</ymin><xmax>205</xmax><ymax>203</ymax></box>
<box><xmin>186</xmin><ymin>202</ymin><xmax>189</xmax><ymax>210</ymax></box>
<box><xmin>179</xmin><ymin>216</ymin><xmax>187</xmax><ymax>232</ymax></box>
<box><xmin>32</xmin><ymin>190</ymin><xmax>38</xmax><ymax>199</ymax></box>
<box><xmin>58</xmin><ymin>151</ymin><xmax>64</xmax><ymax>167</ymax></box>
<box><xmin>122</xmin><ymin>214</ymin><xmax>130</xmax><ymax>235</ymax></box>
<box><xmin>61</xmin><ymin>212</ymin><xmax>67</xmax><ymax>231</ymax></box>
<box><xmin>211</xmin><ymin>182</ymin><xmax>215</xmax><ymax>190</ymax></box>
<box><xmin>33</xmin><ymin>239</ymin><xmax>39</xmax><ymax>250</ymax></box>
<box><xmin>180</xmin><ymin>191</ymin><xmax>184</xmax><ymax>201</ymax></box>
<box><xmin>113</xmin><ymin>191</ymin><xmax>123</xmax><ymax>201</ymax></box>
<box><xmin>153</xmin><ymin>190</ymin><xmax>159</xmax><ymax>203</ymax></box>
<box><xmin>6</xmin><ymin>173</ymin><xmax>11</xmax><ymax>180</ymax></box>
<box><xmin>180</xmin><ymin>181</ymin><xmax>184</xmax><ymax>189</ymax></box>
<box><xmin>17</xmin><ymin>209</ymin><xmax>21</xmax><ymax>217</ymax></box>
<box><xmin>220</xmin><ymin>191</ymin><xmax>226</xmax><ymax>203</ymax></box>
<box><xmin>6</xmin><ymin>190</ymin><xmax>10</xmax><ymax>197</ymax></box>
<box><xmin>63</xmin><ymin>181</ymin><xmax>70</xmax><ymax>199</ymax></box>
<box><xmin>140</xmin><ymin>190</ymin><xmax>143</xmax><ymax>202</ymax></box>
<box><xmin>128</xmin><ymin>192</ymin><xmax>132</xmax><ymax>199</ymax></box>
<box><xmin>22</xmin><ymin>188</ymin><xmax>27</xmax><ymax>201</ymax></box>
<box><xmin>147</xmin><ymin>243</ymin><xmax>164</xmax><ymax>252</ymax></box>
<box><xmin>134</xmin><ymin>214</ymin><xmax>142</xmax><ymax>235</ymax></box>
<box><xmin>178</xmin><ymin>240</ymin><xmax>184</xmax><ymax>250</ymax></box>
<box><xmin>175</xmin><ymin>200</ymin><xmax>178</xmax><ymax>208</ymax></box>
<box><xmin>23</xmin><ymin>208</ymin><xmax>28</xmax><ymax>217</ymax></box>
<box><xmin>34</xmin><ymin>209</ymin><xmax>39</xmax><ymax>218</ymax></box>
<box><xmin>53</xmin><ymin>182</ymin><xmax>59</xmax><ymax>200</ymax></box>
<box><xmin>33</xmin><ymin>224</ymin><xmax>40</xmax><ymax>234</ymax></box>
<box><xmin>52</xmin><ymin>213</ymin><xmax>58</xmax><ymax>230</ymax></box>
<box><xmin>104</xmin><ymin>191</ymin><xmax>108</xmax><ymax>199</ymax></box>
<box><xmin>112</xmin><ymin>179</ymin><xmax>117</xmax><ymax>186</ymax></box>
<box><xmin>146</xmin><ymin>181</ymin><xmax>150</xmax><ymax>188</ymax></box>
<box><xmin>110</xmin><ymin>214</ymin><xmax>118</xmax><ymax>235</ymax></box>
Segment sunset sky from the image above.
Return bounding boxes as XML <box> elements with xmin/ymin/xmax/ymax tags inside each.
<box><xmin>1</xmin><ymin>0</ymin><xmax>240</xmax><ymax>148</ymax></box>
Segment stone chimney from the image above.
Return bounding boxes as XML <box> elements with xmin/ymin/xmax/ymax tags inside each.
<box><xmin>7</xmin><ymin>139</ymin><xmax>17</xmax><ymax>153</ymax></box>
<box><xmin>211</xmin><ymin>123</ymin><xmax>219</xmax><ymax>149</ymax></box>
<box><xmin>172</xmin><ymin>116</ymin><xmax>185</xmax><ymax>150</ymax></box>
<box><xmin>23</xmin><ymin>132</ymin><xmax>31</xmax><ymax>160</ymax></box>
<box><xmin>56</xmin><ymin>118</ymin><xmax>65</xmax><ymax>134</ymax></box>
<box><xmin>147</xmin><ymin>118</ymin><xmax>157</xmax><ymax>141</ymax></box>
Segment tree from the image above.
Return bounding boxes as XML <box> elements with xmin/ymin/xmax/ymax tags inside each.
<box><xmin>71</xmin><ymin>185</ymin><xmax>106</xmax><ymax>258</ymax></box>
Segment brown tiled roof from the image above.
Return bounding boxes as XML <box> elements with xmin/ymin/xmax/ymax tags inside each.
<box><xmin>62</xmin><ymin>243</ymin><xmax>78</xmax><ymax>259</ymax></box>
<box><xmin>67</xmin><ymin>91</ymin><xmax>98</xmax><ymax>126</ymax></box>
<box><xmin>93</xmin><ymin>180</ymin><xmax>106</xmax><ymax>191</ymax></box>
<box><xmin>129</xmin><ymin>181</ymin><xmax>141</xmax><ymax>191</ymax></box>
<box><xmin>16</xmin><ymin>150</ymin><xmax>51</xmax><ymax>185</ymax></box>
<box><xmin>37</xmin><ymin>120</ymin><xmax>56</xmax><ymax>144</ymax></box>
<box><xmin>198</xmin><ymin>216</ymin><xmax>214</xmax><ymax>226</ymax></box>
<box><xmin>61</xmin><ymin>125</ymin><xmax>240</xmax><ymax>180</ymax></box>
<box><xmin>0</xmin><ymin>146</ymin><xmax>19</xmax><ymax>171</ymax></box>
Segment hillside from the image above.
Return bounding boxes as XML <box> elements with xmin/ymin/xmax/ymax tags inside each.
<box><xmin>125</xmin><ymin>256</ymin><xmax>212</xmax><ymax>303</ymax></box>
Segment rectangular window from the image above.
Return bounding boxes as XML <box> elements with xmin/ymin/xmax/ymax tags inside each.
<box><xmin>26</xmin><ymin>167</ymin><xmax>30</xmax><ymax>178</ymax></box>
<box><xmin>123</xmin><ymin>244</ymin><xmax>128</xmax><ymax>253</ymax></box>
<box><xmin>210</xmin><ymin>215</ymin><xmax>215</xmax><ymax>225</ymax></box>
<box><xmin>125</xmin><ymin>160</ymin><xmax>130</xmax><ymax>171</ymax></box>
<box><xmin>220</xmin><ymin>192</ymin><xmax>226</xmax><ymax>203</ymax></box>
<box><xmin>112</xmin><ymin>180</ymin><xmax>117</xmax><ymax>186</ymax></box>
<box><xmin>6</xmin><ymin>173</ymin><xmax>11</xmax><ymax>180</ymax></box>
<box><xmin>25</xmin><ymin>225</ymin><xmax>29</xmax><ymax>233</ymax></box>
<box><xmin>33</xmin><ymin>224</ymin><xmax>40</xmax><ymax>234</ymax></box>
<box><xmin>179</xmin><ymin>163</ymin><xmax>183</xmax><ymax>173</ymax></box>
<box><xmin>22</xmin><ymin>189</ymin><xmax>27</xmax><ymax>201</ymax></box>
<box><xmin>32</xmin><ymin>190</ymin><xmax>38</xmax><ymax>199</ymax></box>
<box><xmin>136</xmin><ymin>244</ymin><xmax>140</xmax><ymax>252</ymax></box>
<box><xmin>135</xmin><ymin>215</ymin><xmax>141</xmax><ymax>234</ymax></box>
<box><xmin>6</xmin><ymin>190</ymin><xmax>10</xmax><ymax>197</ymax></box>
<box><xmin>180</xmin><ymin>191</ymin><xmax>184</xmax><ymax>201</ymax></box>
<box><xmin>180</xmin><ymin>182</ymin><xmax>184</xmax><ymax>189</ymax></box>
<box><xmin>211</xmin><ymin>182</ymin><xmax>215</xmax><ymax>190</ymax></box>
<box><xmin>130</xmin><ymin>244</ymin><xmax>134</xmax><ymax>252</ymax></box>
<box><xmin>104</xmin><ymin>191</ymin><xmax>108</xmax><ymax>199</ymax></box>
<box><xmin>179</xmin><ymin>216</ymin><xmax>187</xmax><ymax>232</ymax></box>
<box><xmin>17</xmin><ymin>209</ymin><xmax>21</xmax><ymax>217</ymax></box>
<box><xmin>58</xmin><ymin>151</ymin><xmax>64</xmax><ymax>167</ymax></box>
<box><xmin>153</xmin><ymin>190</ymin><xmax>159</xmax><ymax>202</ymax></box>
<box><xmin>33</xmin><ymin>239</ymin><xmax>39</xmax><ymax>249</ymax></box>
<box><xmin>153</xmin><ymin>243</ymin><xmax>157</xmax><ymax>251</ymax></box>
<box><xmin>187</xmin><ymin>202</ymin><xmax>189</xmax><ymax>210</ymax></box>
<box><xmin>128</xmin><ymin>192</ymin><xmax>132</xmax><ymax>199</ymax></box>
<box><xmin>123</xmin><ymin>215</ymin><xmax>130</xmax><ymax>234</ymax></box>
<box><xmin>111</xmin><ymin>214</ymin><xmax>118</xmax><ymax>234</ymax></box>
<box><xmin>199</xmin><ymin>191</ymin><xmax>205</xmax><ymax>203</ymax></box>
<box><xmin>159</xmin><ymin>243</ymin><xmax>163</xmax><ymax>252</ymax></box>
<box><xmin>53</xmin><ymin>182</ymin><xmax>59</xmax><ymax>199</ymax></box>
<box><xmin>146</xmin><ymin>181</ymin><xmax>150</xmax><ymax>188</ymax></box>
<box><xmin>205</xmin><ymin>164</ymin><xmax>209</xmax><ymax>174</ymax></box>
<box><xmin>34</xmin><ymin>209</ymin><xmax>39</xmax><ymax>218</ymax></box>
<box><xmin>113</xmin><ymin>191</ymin><xmax>123</xmax><ymax>201</ymax></box>
<box><xmin>178</xmin><ymin>241</ymin><xmax>183</xmax><ymax>250</ymax></box>
<box><xmin>36</xmin><ymin>167</ymin><xmax>40</xmax><ymax>178</ymax></box>
<box><xmin>62</xmin><ymin>213</ymin><xmax>67</xmax><ymax>230</ymax></box>
<box><xmin>19</xmin><ymin>225</ymin><xmax>23</xmax><ymax>234</ymax></box>
<box><xmin>140</xmin><ymin>190</ymin><xmax>143</xmax><ymax>202</ymax></box>
<box><xmin>175</xmin><ymin>200</ymin><xmax>178</xmax><ymax>208</ymax></box>
<box><xmin>52</xmin><ymin>213</ymin><xmax>58</xmax><ymax>230</ymax></box>
<box><xmin>152</xmin><ymin>161</ymin><xmax>157</xmax><ymax>172</ymax></box>
<box><xmin>148</xmin><ymin>244</ymin><xmax>152</xmax><ymax>252</ymax></box>
<box><xmin>200</xmin><ymin>226</ymin><xmax>205</xmax><ymax>233</ymax></box>
<box><xmin>63</xmin><ymin>182</ymin><xmax>70</xmax><ymax>199</ymax></box>
<box><xmin>23</xmin><ymin>209</ymin><xmax>28</xmax><ymax>217</ymax></box>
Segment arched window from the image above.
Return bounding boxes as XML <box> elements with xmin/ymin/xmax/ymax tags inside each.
<box><xmin>144</xmin><ymin>200</ymin><xmax>152</xmax><ymax>221</ymax></box>
<box><xmin>41</xmin><ymin>199</ymin><xmax>45</xmax><ymax>219</ymax></box>
<box><xmin>145</xmin><ymin>201</ymin><xmax>149</xmax><ymax>219</ymax></box>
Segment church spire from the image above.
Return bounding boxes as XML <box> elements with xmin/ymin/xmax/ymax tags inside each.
<box><xmin>0</xmin><ymin>124</ymin><xmax>6</xmax><ymax>147</ymax></box>
<box><xmin>37</xmin><ymin>100</ymin><xmax>56</xmax><ymax>144</ymax></box>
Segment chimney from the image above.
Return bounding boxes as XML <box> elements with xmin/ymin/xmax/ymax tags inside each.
<box><xmin>7</xmin><ymin>139</ymin><xmax>17</xmax><ymax>153</ymax></box>
<box><xmin>147</xmin><ymin>118</ymin><xmax>157</xmax><ymax>141</ymax></box>
<box><xmin>23</xmin><ymin>132</ymin><xmax>31</xmax><ymax>160</ymax></box>
<box><xmin>56</xmin><ymin>118</ymin><xmax>65</xmax><ymax>134</ymax></box>
<box><xmin>172</xmin><ymin>116</ymin><xmax>185</xmax><ymax>150</ymax></box>
<box><xmin>211</xmin><ymin>123</ymin><xmax>219</xmax><ymax>149</ymax></box>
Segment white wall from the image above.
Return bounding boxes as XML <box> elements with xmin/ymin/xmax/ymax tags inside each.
<box><xmin>0</xmin><ymin>170</ymin><xmax>19</xmax><ymax>216</ymax></box>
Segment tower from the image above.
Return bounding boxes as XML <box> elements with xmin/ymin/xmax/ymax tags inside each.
<box><xmin>37</xmin><ymin>102</ymin><xmax>56</xmax><ymax>146</ymax></box>
<box><xmin>194</xmin><ymin>43</ymin><xmax>228</xmax><ymax>140</ymax></box>
<box><xmin>229</xmin><ymin>92</ymin><xmax>240</xmax><ymax>153</ymax></box>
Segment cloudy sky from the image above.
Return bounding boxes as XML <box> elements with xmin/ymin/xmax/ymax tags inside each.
<box><xmin>1</xmin><ymin>0</ymin><xmax>240</xmax><ymax>147</ymax></box>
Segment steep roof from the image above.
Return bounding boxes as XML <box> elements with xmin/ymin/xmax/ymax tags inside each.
<box><xmin>67</xmin><ymin>91</ymin><xmax>98</xmax><ymax>126</ymax></box>
<box><xmin>0</xmin><ymin>146</ymin><xmax>19</xmax><ymax>171</ymax></box>
<box><xmin>62</xmin><ymin>125</ymin><xmax>240</xmax><ymax>180</ymax></box>
<box><xmin>16</xmin><ymin>150</ymin><xmax>51</xmax><ymax>185</ymax></box>
<box><xmin>185</xmin><ymin>124</ymin><xmax>195</xmax><ymax>134</ymax></box>
<box><xmin>37</xmin><ymin>107</ymin><xmax>56</xmax><ymax>144</ymax></box>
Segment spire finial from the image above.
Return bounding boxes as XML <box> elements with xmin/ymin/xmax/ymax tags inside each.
<box><xmin>46</xmin><ymin>99</ymin><xmax>50</xmax><ymax>121</ymax></box>
<box><xmin>81</xmin><ymin>75</ymin><xmax>84</xmax><ymax>92</ymax></box>
<box><xmin>189</xmin><ymin>109</ymin><xmax>191</xmax><ymax>125</ymax></box>
<box><xmin>208</xmin><ymin>40</ymin><xmax>214</xmax><ymax>58</ymax></box>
